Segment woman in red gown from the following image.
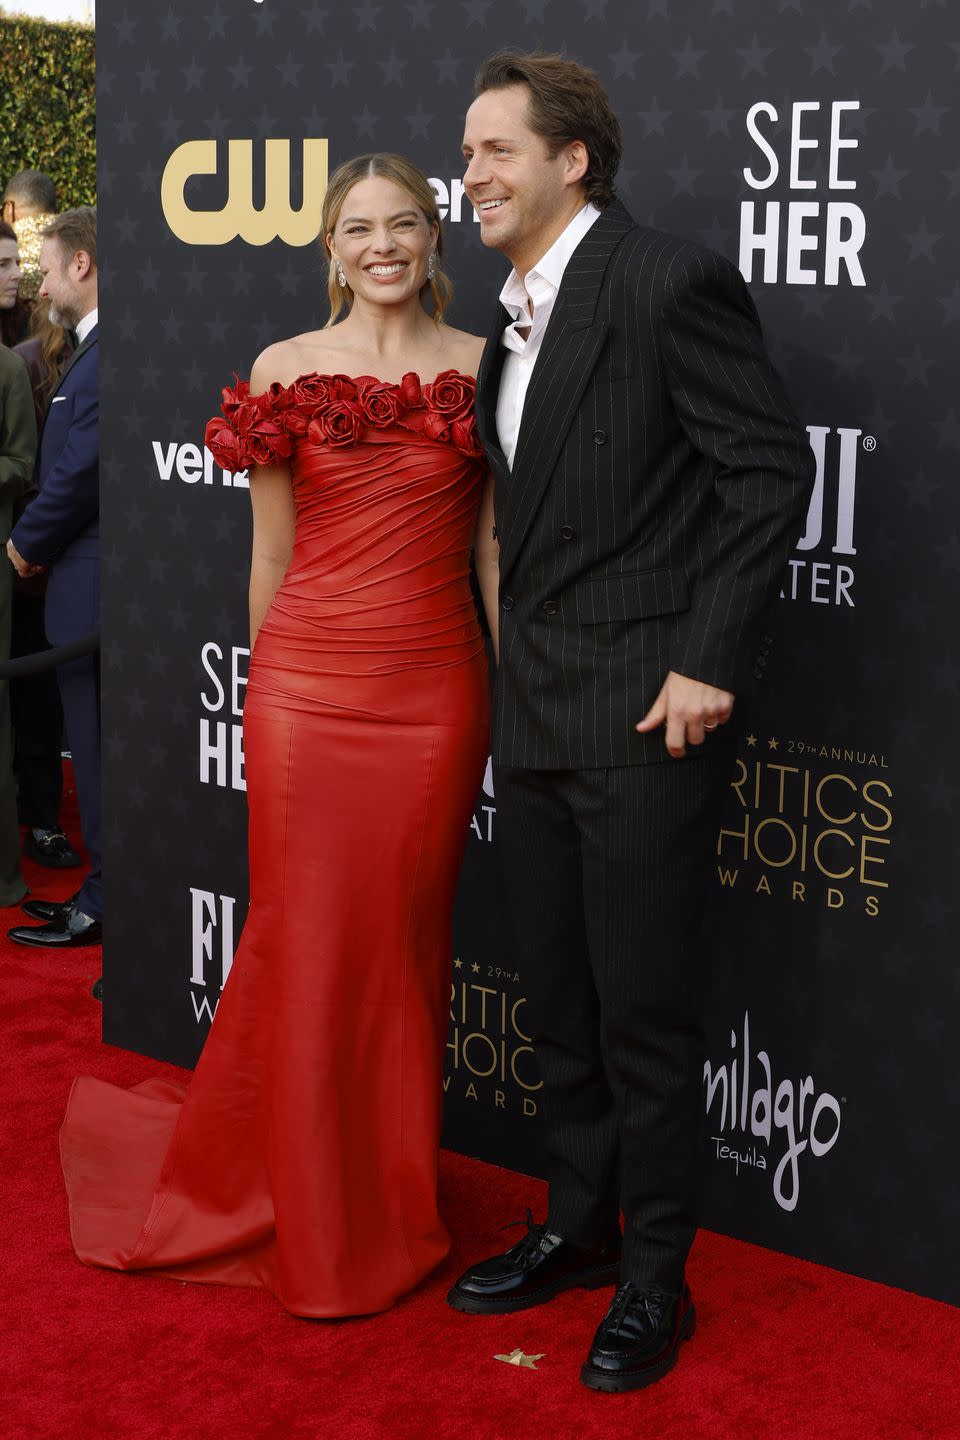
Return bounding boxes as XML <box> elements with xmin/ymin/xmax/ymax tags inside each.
<box><xmin>59</xmin><ymin>155</ymin><xmax>499</xmax><ymax>1317</ymax></box>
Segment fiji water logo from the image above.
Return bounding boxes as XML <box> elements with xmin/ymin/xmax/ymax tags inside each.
<box><xmin>703</xmin><ymin>1011</ymin><xmax>842</xmax><ymax>1212</ymax></box>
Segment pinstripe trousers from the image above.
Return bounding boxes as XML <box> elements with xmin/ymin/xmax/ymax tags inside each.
<box><xmin>495</xmin><ymin>746</ymin><xmax>733</xmax><ymax>1292</ymax></box>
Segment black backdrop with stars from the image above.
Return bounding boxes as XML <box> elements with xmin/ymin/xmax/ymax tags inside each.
<box><xmin>98</xmin><ymin>1</ymin><xmax>959</xmax><ymax>1303</ymax></box>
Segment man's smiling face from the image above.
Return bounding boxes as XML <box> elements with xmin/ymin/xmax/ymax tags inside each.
<box><xmin>462</xmin><ymin>84</ymin><xmax>582</xmax><ymax>275</ymax></box>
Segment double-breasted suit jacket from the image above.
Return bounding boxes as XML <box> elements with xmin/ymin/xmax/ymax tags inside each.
<box><xmin>475</xmin><ymin>202</ymin><xmax>815</xmax><ymax>770</ymax></box>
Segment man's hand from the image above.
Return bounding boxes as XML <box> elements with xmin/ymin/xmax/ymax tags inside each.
<box><xmin>636</xmin><ymin>670</ymin><xmax>735</xmax><ymax>759</ymax></box>
<box><xmin>6</xmin><ymin>539</ymin><xmax>44</xmax><ymax>580</ymax></box>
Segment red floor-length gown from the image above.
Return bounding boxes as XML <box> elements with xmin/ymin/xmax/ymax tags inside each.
<box><xmin>60</xmin><ymin>370</ymin><xmax>490</xmax><ymax>1316</ymax></box>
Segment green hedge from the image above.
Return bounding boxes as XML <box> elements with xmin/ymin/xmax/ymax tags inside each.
<box><xmin>0</xmin><ymin>13</ymin><xmax>95</xmax><ymax>210</ymax></box>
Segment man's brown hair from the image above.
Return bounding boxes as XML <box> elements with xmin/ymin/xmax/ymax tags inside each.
<box><xmin>43</xmin><ymin>206</ymin><xmax>97</xmax><ymax>270</ymax></box>
<box><xmin>474</xmin><ymin>51</ymin><xmax>622</xmax><ymax>209</ymax></box>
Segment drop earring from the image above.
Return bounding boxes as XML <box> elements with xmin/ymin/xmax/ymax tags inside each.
<box><xmin>336</xmin><ymin>260</ymin><xmax>346</xmax><ymax>288</ymax></box>
<box><xmin>427</xmin><ymin>252</ymin><xmax>437</xmax><ymax>281</ymax></box>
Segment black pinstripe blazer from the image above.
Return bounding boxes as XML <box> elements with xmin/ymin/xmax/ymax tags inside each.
<box><xmin>476</xmin><ymin>201</ymin><xmax>816</xmax><ymax>769</ymax></box>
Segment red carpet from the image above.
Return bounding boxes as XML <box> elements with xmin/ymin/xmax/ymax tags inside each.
<box><xmin>3</xmin><ymin>780</ymin><xmax>960</xmax><ymax>1439</ymax></box>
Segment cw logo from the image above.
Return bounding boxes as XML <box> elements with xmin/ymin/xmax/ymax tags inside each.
<box><xmin>161</xmin><ymin>138</ymin><xmax>328</xmax><ymax>246</ymax></box>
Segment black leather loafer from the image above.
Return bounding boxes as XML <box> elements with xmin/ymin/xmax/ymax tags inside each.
<box><xmin>21</xmin><ymin>893</ymin><xmax>78</xmax><ymax>924</ymax></box>
<box><xmin>24</xmin><ymin>827</ymin><xmax>81</xmax><ymax>869</ymax></box>
<box><xmin>581</xmin><ymin>1281</ymin><xmax>695</xmax><ymax>1392</ymax></box>
<box><xmin>8</xmin><ymin>905</ymin><xmax>102</xmax><ymax>948</ymax></box>
<box><xmin>447</xmin><ymin>1213</ymin><xmax>621</xmax><ymax>1314</ymax></box>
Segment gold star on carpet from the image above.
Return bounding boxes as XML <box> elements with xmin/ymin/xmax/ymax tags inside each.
<box><xmin>494</xmin><ymin>1349</ymin><xmax>546</xmax><ymax>1370</ymax></box>
<box><xmin>768</xmin><ymin>737</ymin><xmax>779</xmax><ymax>751</ymax></box>
<box><xmin>454</xmin><ymin>958</ymin><xmax>463</xmax><ymax>969</ymax></box>
<box><xmin>471</xmin><ymin>962</ymin><xmax>480</xmax><ymax>973</ymax></box>
<box><xmin>746</xmin><ymin>733</ymin><xmax>758</xmax><ymax>748</ymax></box>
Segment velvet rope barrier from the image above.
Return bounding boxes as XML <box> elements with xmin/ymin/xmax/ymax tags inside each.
<box><xmin>0</xmin><ymin>633</ymin><xmax>99</xmax><ymax>678</ymax></box>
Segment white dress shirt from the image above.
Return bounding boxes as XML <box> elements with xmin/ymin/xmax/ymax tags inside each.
<box><xmin>495</xmin><ymin>203</ymin><xmax>601</xmax><ymax>470</ymax></box>
<box><xmin>75</xmin><ymin>307</ymin><xmax>98</xmax><ymax>344</ymax></box>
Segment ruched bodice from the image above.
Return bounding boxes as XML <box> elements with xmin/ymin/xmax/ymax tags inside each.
<box><xmin>208</xmin><ymin>368</ymin><xmax>486</xmax><ymax>684</ymax></box>
<box><xmin>274</xmin><ymin>423</ymin><xmax>483</xmax><ymax>675</ymax></box>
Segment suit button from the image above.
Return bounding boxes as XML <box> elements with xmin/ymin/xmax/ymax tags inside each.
<box><xmin>541</xmin><ymin>600</ymin><xmax>558</xmax><ymax>616</ymax></box>
<box><xmin>502</xmin><ymin>595</ymin><xmax>515</xmax><ymax>611</ymax></box>
<box><xmin>593</xmin><ymin>430</ymin><xmax>607</xmax><ymax>445</ymax></box>
<box><xmin>560</xmin><ymin>525</ymin><xmax>575</xmax><ymax>541</ymax></box>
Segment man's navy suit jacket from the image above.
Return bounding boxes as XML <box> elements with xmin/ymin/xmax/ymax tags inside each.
<box><xmin>11</xmin><ymin>325</ymin><xmax>99</xmax><ymax>644</ymax></box>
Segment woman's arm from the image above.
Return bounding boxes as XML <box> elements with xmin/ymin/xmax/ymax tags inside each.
<box><xmin>473</xmin><ymin>471</ymin><xmax>500</xmax><ymax>664</ymax></box>
<box><xmin>247</xmin><ymin>350</ymin><xmax>295</xmax><ymax>647</ymax></box>
<box><xmin>248</xmin><ymin>461</ymin><xmax>295</xmax><ymax>647</ymax></box>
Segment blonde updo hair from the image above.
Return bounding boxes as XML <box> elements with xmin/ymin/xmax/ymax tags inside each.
<box><xmin>321</xmin><ymin>153</ymin><xmax>453</xmax><ymax>327</ymax></box>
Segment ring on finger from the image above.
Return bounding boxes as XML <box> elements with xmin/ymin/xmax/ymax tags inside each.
<box><xmin>704</xmin><ymin>721</ymin><xmax>719</xmax><ymax>731</ymax></box>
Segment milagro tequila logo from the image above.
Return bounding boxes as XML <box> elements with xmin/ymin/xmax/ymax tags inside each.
<box><xmin>703</xmin><ymin>1012</ymin><xmax>842</xmax><ymax>1212</ymax></box>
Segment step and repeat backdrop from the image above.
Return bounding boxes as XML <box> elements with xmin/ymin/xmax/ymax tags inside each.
<box><xmin>98</xmin><ymin>2</ymin><xmax>959</xmax><ymax>1303</ymax></box>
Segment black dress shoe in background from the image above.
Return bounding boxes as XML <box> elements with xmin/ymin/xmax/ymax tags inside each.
<box><xmin>8</xmin><ymin>904</ymin><xmax>102</xmax><ymax>948</ymax></box>
<box><xmin>24</xmin><ymin>827</ymin><xmax>82</xmax><ymax>869</ymax></box>
<box><xmin>581</xmin><ymin>1281</ymin><xmax>696</xmax><ymax>1392</ymax></box>
<box><xmin>446</xmin><ymin>1212</ymin><xmax>621</xmax><ymax>1314</ymax></box>
<box><xmin>91</xmin><ymin>977</ymin><xmax>103</xmax><ymax>1002</ymax></box>
<box><xmin>21</xmin><ymin>893</ymin><xmax>79</xmax><ymax>924</ymax></box>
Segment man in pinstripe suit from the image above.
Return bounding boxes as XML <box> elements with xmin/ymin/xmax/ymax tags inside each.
<box><xmin>447</xmin><ymin>54</ymin><xmax>815</xmax><ymax>1392</ymax></box>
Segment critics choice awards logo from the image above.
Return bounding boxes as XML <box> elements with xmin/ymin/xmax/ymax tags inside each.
<box><xmin>715</xmin><ymin>739</ymin><xmax>893</xmax><ymax>917</ymax></box>
<box><xmin>703</xmin><ymin>1012</ymin><xmax>842</xmax><ymax>1213</ymax></box>
<box><xmin>446</xmin><ymin>967</ymin><xmax>542</xmax><ymax>1118</ymax></box>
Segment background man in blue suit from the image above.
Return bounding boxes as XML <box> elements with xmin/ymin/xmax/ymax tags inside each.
<box><xmin>7</xmin><ymin>208</ymin><xmax>101</xmax><ymax>973</ymax></box>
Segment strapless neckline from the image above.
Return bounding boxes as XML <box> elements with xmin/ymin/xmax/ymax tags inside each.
<box><xmin>208</xmin><ymin>367</ymin><xmax>484</xmax><ymax>467</ymax></box>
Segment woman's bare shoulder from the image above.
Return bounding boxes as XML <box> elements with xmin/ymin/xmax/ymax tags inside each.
<box><xmin>249</xmin><ymin>330</ymin><xmax>343</xmax><ymax>392</ymax></box>
<box><xmin>439</xmin><ymin>326</ymin><xmax>487</xmax><ymax>379</ymax></box>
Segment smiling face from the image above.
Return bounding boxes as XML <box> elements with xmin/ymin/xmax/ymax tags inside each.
<box><xmin>0</xmin><ymin>238</ymin><xmax>21</xmax><ymax>310</ymax></box>
<box><xmin>327</xmin><ymin>175</ymin><xmax>438</xmax><ymax>311</ymax></box>
<box><xmin>462</xmin><ymin>84</ymin><xmax>588</xmax><ymax>276</ymax></box>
